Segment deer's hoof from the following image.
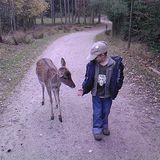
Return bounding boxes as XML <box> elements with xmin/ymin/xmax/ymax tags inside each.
<box><xmin>42</xmin><ymin>101</ymin><xmax>44</xmax><ymax>105</ymax></box>
<box><xmin>51</xmin><ymin>115</ymin><xmax>54</xmax><ymax>120</ymax></box>
<box><xmin>58</xmin><ymin>115</ymin><xmax>63</xmax><ymax>122</ymax></box>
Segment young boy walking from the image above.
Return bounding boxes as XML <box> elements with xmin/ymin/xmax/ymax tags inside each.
<box><xmin>78</xmin><ymin>41</ymin><xmax>124</xmax><ymax>141</ymax></box>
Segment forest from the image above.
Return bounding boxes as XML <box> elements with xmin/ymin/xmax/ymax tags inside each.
<box><xmin>0</xmin><ymin>0</ymin><xmax>160</xmax><ymax>53</ymax></box>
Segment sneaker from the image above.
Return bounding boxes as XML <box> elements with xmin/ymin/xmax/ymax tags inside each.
<box><xmin>93</xmin><ymin>133</ymin><xmax>103</xmax><ymax>141</ymax></box>
<box><xmin>103</xmin><ymin>128</ymin><xmax>110</xmax><ymax>136</ymax></box>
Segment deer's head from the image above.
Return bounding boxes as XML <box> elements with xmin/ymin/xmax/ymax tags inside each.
<box><xmin>58</xmin><ymin>58</ymin><xmax>76</xmax><ymax>88</ymax></box>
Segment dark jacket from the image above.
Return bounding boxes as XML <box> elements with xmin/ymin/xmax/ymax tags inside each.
<box><xmin>82</xmin><ymin>56</ymin><xmax>124</xmax><ymax>100</ymax></box>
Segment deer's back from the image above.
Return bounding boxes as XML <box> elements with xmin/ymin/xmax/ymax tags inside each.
<box><xmin>36</xmin><ymin>58</ymin><xmax>57</xmax><ymax>84</ymax></box>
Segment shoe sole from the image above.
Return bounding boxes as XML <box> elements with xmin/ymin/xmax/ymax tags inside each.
<box><xmin>94</xmin><ymin>134</ymin><xmax>103</xmax><ymax>141</ymax></box>
<box><xmin>94</xmin><ymin>137</ymin><xmax>102</xmax><ymax>141</ymax></box>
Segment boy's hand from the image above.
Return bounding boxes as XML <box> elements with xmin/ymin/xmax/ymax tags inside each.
<box><xmin>77</xmin><ymin>89</ymin><xmax>83</xmax><ymax>96</ymax></box>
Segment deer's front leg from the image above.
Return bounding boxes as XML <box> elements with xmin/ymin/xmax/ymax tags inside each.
<box><xmin>57</xmin><ymin>91</ymin><xmax>62</xmax><ymax>122</ymax></box>
<box><xmin>54</xmin><ymin>89</ymin><xmax>62</xmax><ymax>122</ymax></box>
<box><xmin>53</xmin><ymin>91</ymin><xmax>58</xmax><ymax>109</ymax></box>
<box><xmin>47</xmin><ymin>88</ymin><xmax>54</xmax><ymax>120</ymax></box>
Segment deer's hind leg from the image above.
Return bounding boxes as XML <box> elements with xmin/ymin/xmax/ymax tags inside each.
<box><xmin>41</xmin><ymin>84</ymin><xmax>45</xmax><ymax>105</ymax></box>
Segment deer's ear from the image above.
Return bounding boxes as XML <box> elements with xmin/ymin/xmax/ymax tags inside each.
<box><xmin>61</xmin><ymin>58</ymin><xmax>66</xmax><ymax>67</ymax></box>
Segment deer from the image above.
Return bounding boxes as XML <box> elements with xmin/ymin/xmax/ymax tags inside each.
<box><xmin>36</xmin><ymin>58</ymin><xmax>76</xmax><ymax>122</ymax></box>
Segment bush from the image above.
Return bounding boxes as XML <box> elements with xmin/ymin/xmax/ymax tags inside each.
<box><xmin>3</xmin><ymin>31</ymin><xmax>33</xmax><ymax>45</ymax></box>
<box><xmin>32</xmin><ymin>32</ymin><xmax>44</xmax><ymax>39</ymax></box>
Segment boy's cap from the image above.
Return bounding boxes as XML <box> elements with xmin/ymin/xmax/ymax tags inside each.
<box><xmin>87</xmin><ymin>41</ymin><xmax>108</xmax><ymax>61</ymax></box>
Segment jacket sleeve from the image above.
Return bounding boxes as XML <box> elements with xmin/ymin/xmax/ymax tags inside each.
<box><xmin>117</xmin><ymin>62</ymin><xmax>124</xmax><ymax>89</ymax></box>
<box><xmin>82</xmin><ymin>62</ymin><xmax>95</xmax><ymax>95</ymax></box>
<box><xmin>110</xmin><ymin>56</ymin><xmax>124</xmax><ymax>100</ymax></box>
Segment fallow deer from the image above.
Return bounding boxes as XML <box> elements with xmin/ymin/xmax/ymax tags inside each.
<box><xmin>36</xmin><ymin>58</ymin><xmax>76</xmax><ymax>122</ymax></box>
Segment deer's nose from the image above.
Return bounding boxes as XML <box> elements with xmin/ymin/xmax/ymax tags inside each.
<box><xmin>71</xmin><ymin>83</ymin><xmax>76</xmax><ymax>88</ymax></box>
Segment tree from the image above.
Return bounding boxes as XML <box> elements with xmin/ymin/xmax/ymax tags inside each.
<box><xmin>60</xmin><ymin>0</ymin><xmax>63</xmax><ymax>24</ymax></box>
<box><xmin>67</xmin><ymin>0</ymin><xmax>70</xmax><ymax>23</ymax></box>
<box><xmin>83</xmin><ymin>0</ymin><xmax>87</xmax><ymax>24</ymax></box>
<box><xmin>102</xmin><ymin>0</ymin><xmax>128</xmax><ymax>35</ymax></box>
<box><xmin>89</xmin><ymin>0</ymin><xmax>105</xmax><ymax>24</ymax></box>
<box><xmin>74</xmin><ymin>0</ymin><xmax>77</xmax><ymax>23</ymax></box>
<box><xmin>0</xmin><ymin>1</ymin><xmax>11</xmax><ymax>34</ymax></box>
<box><xmin>51</xmin><ymin>0</ymin><xmax>55</xmax><ymax>24</ymax></box>
<box><xmin>0</xmin><ymin>16</ymin><xmax>2</xmax><ymax>42</ymax></box>
<box><xmin>71</xmin><ymin>0</ymin><xmax>74</xmax><ymax>23</ymax></box>
<box><xmin>64</xmin><ymin>0</ymin><xmax>67</xmax><ymax>24</ymax></box>
<box><xmin>128</xmin><ymin>0</ymin><xmax>134</xmax><ymax>49</ymax></box>
<box><xmin>9</xmin><ymin>0</ymin><xmax>16</xmax><ymax>31</ymax></box>
<box><xmin>15</xmin><ymin>0</ymin><xmax>48</xmax><ymax>29</ymax></box>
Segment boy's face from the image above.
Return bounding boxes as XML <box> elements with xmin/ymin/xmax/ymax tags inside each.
<box><xmin>95</xmin><ymin>53</ymin><xmax>107</xmax><ymax>63</ymax></box>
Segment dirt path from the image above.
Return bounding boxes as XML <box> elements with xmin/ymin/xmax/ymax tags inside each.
<box><xmin>0</xmin><ymin>27</ymin><xmax>160</xmax><ymax>160</ymax></box>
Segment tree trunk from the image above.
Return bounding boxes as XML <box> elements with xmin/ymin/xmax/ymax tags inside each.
<box><xmin>51</xmin><ymin>0</ymin><xmax>55</xmax><ymax>24</ymax></box>
<box><xmin>10</xmin><ymin>0</ymin><xmax>16</xmax><ymax>32</ymax></box>
<box><xmin>98</xmin><ymin>0</ymin><xmax>101</xmax><ymax>24</ymax></box>
<box><xmin>60</xmin><ymin>0</ymin><xmax>63</xmax><ymax>24</ymax></box>
<box><xmin>71</xmin><ymin>0</ymin><xmax>74</xmax><ymax>23</ymax></box>
<box><xmin>0</xmin><ymin>36</ymin><xmax>2</xmax><ymax>43</ymax></box>
<box><xmin>98</xmin><ymin>13</ymin><xmax>101</xmax><ymax>23</ymax></box>
<box><xmin>12</xmin><ymin>0</ymin><xmax>16</xmax><ymax>31</ymax></box>
<box><xmin>51</xmin><ymin>0</ymin><xmax>53</xmax><ymax>24</ymax></box>
<box><xmin>77</xmin><ymin>0</ymin><xmax>80</xmax><ymax>24</ymax></box>
<box><xmin>67</xmin><ymin>0</ymin><xmax>71</xmax><ymax>23</ymax></box>
<box><xmin>74</xmin><ymin>0</ymin><xmax>77</xmax><ymax>23</ymax></box>
<box><xmin>0</xmin><ymin>17</ymin><xmax>3</xmax><ymax>43</ymax></box>
<box><xmin>33</xmin><ymin>17</ymin><xmax>36</xmax><ymax>26</ymax></box>
<box><xmin>41</xmin><ymin>12</ymin><xmax>44</xmax><ymax>25</ymax></box>
<box><xmin>32</xmin><ymin>17</ymin><xmax>36</xmax><ymax>29</ymax></box>
<box><xmin>128</xmin><ymin>0</ymin><xmax>134</xmax><ymax>49</ymax></box>
<box><xmin>112</xmin><ymin>14</ymin><xmax>116</xmax><ymax>36</ymax></box>
<box><xmin>91</xmin><ymin>10</ymin><xmax>94</xmax><ymax>24</ymax></box>
<box><xmin>83</xmin><ymin>0</ymin><xmax>86</xmax><ymax>24</ymax></box>
<box><xmin>64</xmin><ymin>0</ymin><xmax>67</xmax><ymax>24</ymax></box>
<box><xmin>23</xmin><ymin>17</ymin><xmax>27</xmax><ymax>32</ymax></box>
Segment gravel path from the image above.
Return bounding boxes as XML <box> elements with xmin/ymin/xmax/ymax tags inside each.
<box><xmin>0</xmin><ymin>27</ymin><xmax>160</xmax><ymax>160</ymax></box>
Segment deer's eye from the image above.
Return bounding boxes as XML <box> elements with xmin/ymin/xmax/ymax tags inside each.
<box><xmin>63</xmin><ymin>76</ymin><xmax>68</xmax><ymax>79</ymax></box>
<box><xmin>66</xmin><ymin>72</ymin><xmax>71</xmax><ymax>77</ymax></box>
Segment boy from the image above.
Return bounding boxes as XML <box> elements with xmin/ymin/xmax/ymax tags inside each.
<box><xmin>78</xmin><ymin>41</ymin><xmax>124</xmax><ymax>141</ymax></box>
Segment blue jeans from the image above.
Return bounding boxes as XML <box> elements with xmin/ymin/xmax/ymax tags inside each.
<box><xmin>92</xmin><ymin>96</ymin><xmax>112</xmax><ymax>134</ymax></box>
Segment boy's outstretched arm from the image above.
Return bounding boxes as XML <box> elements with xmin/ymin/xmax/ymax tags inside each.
<box><xmin>77</xmin><ymin>89</ymin><xmax>83</xmax><ymax>96</ymax></box>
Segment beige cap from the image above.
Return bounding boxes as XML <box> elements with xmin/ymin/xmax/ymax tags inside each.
<box><xmin>87</xmin><ymin>41</ymin><xmax>108</xmax><ymax>61</ymax></box>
